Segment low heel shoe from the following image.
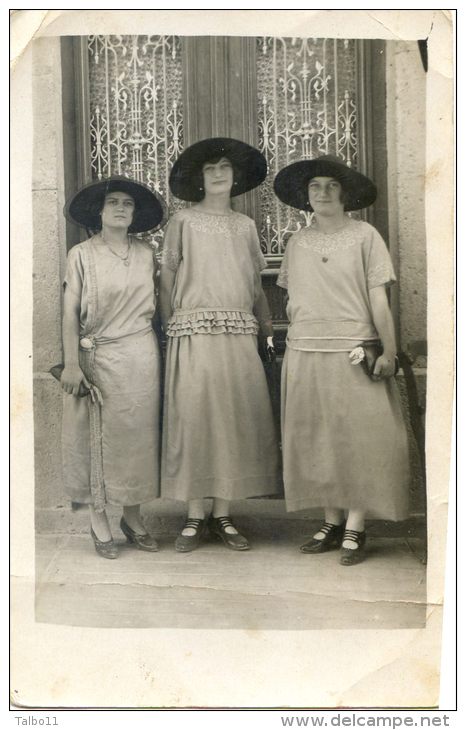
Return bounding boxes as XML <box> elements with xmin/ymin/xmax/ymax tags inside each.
<box><xmin>175</xmin><ymin>518</ymin><xmax>205</xmax><ymax>553</ymax></box>
<box><xmin>91</xmin><ymin>527</ymin><xmax>118</xmax><ymax>559</ymax></box>
<box><xmin>300</xmin><ymin>521</ymin><xmax>345</xmax><ymax>554</ymax></box>
<box><xmin>339</xmin><ymin>529</ymin><xmax>366</xmax><ymax>566</ymax></box>
<box><xmin>208</xmin><ymin>516</ymin><xmax>250</xmax><ymax>551</ymax></box>
<box><xmin>120</xmin><ymin>518</ymin><xmax>159</xmax><ymax>552</ymax></box>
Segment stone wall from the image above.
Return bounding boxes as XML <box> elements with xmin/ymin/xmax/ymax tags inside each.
<box><xmin>385</xmin><ymin>41</ymin><xmax>427</xmax><ymax>510</ymax></box>
<box><xmin>32</xmin><ymin>37</ymin><xmax>67</xmax><ymax>518</ymax></box>
<box><xmin>386</xmin><ymin>41</ymin><xmax>428</xmax><ymax>358</ymax></box>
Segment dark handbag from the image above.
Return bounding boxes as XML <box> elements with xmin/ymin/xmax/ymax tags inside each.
<box><xmin>49</xmin><ymin>364</ymin><xmax>90</xmax><ymax>397</ymax></box>
<box><xmin>360</xmin><ymin>341</ymin><xmax>384</xmax><ymax>377</ymax></box>
<box><xmin>358</xmin><ymin>341</ymin><xmax>400</xmax><ymax>378</ymax></box>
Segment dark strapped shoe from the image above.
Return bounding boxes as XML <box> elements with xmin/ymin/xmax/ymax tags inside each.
<box><xmin>90</xmin><ymin>527</ymin><xmax>119</xmax><ymax>560</ymax></box>
<box><xmin>175</xmin><ymin>518</ymin><xmax>206</xmax><ymax>553</ymax></box>
<box><xmin>208</xmin><ymin>516</ymin><xmax>250</xmax><ymax>551</ymax></box>
<box><xmin>300</xmin><ymin>521</ymin><xmax>345</xmax><ymax>554</ymax></box>
<box><xmin>120</xmin><ymin>518</ymin><xmax>159</xmax><ymax>552</ymax></box>
<box><xmin>339</xmin><ymin>529</ymin><xmax>366</xmax><ymax>566</ymax></box>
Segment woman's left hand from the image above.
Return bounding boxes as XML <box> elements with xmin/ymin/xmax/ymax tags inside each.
<box><xmin>372</xmin><ymin>354</ymin><xmax>396</xmax><ymax>380</ymax></box>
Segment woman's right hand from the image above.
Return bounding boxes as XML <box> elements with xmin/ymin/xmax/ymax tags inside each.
<box><xmin>60</xmin><ymin>365</ymin><xmax>91</xmax><ymax>396</ymax></box>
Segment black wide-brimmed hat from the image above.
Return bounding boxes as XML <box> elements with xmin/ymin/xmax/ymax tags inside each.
<box><xmin>64</xmin><ymin>176</ymin><xmax>168</xmax><ymax>233</ymax></box>
<box><xmin>169</xmin><ymin>137</ymin><xmax>268</xmax><ymax>202</ymax></box>
<box><xmin>273</xmin><ymin>155</ymin><xmax>377</xmax><ymax>212</ymax></box>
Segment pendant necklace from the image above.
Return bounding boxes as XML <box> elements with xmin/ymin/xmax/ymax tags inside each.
<box><xmin>312</xmin><ymin>215</ymin><xmax>348</xmax><ymax>264</ymax></box>
<box><xmin>101</xmin><ymin>232</ymin><xmax>131</xmax><ymax>266</ymax></box>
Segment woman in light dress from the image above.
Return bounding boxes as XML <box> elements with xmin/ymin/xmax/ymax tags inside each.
<box><xmin>274</xmin><ymin>155</ymin><xmax>410</xmax><ymax>565</ymax></box>
<box><xmin>160</xmin><ymin>138</ymin><xmax>280</xmax><ymax>552</ymax></box>
<box><xmin>61</xmin><ymin>177</ymin><xmax>167</xmax><ymax>558</ymax></box>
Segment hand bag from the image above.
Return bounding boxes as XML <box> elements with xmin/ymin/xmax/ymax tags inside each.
<box><xmin>49</xmin><ymin>364</ymin><xmax>90</xmax><ymax>397</ymax></box>
<box><xmin>350</xmin><ymin>341</ymin><xmax>399</xmax><ymax>379</ymax></box>
<box><xmin>360</xmin><ymin>341</ymin><xmax>384</xmax><ymax>377</ymax></box>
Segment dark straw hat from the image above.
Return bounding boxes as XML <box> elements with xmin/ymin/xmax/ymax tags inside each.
<box><xmin>64</xmin><ymin>176</ymin><xmax>168</xmax><ymax>233</ymax></box>
<box><xmin>273</xmin><ymin>155</ymin><xmax>377</xmax><ymax>212</ymax></box>
<box><xmin>169</xmin><ymin>137</ymin><xmax>267</xmax><ymax>202</ymax></box>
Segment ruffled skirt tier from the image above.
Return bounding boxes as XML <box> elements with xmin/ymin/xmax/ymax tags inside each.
<box><xmin>167</xmin><ymin>308</ymin><xmax>259</xmax><ymax>337</ymax></box>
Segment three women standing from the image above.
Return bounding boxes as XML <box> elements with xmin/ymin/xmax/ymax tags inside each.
<box><xmin>61</xmin><ymin>177</ymin><xmax>167</xmax><ymax>558</ymax></box>
<box><xmin>61</xmin><ymin>147</ymin><xmax>410</xmax><ymax>566</ymax></box>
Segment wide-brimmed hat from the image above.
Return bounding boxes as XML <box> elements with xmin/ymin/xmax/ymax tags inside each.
<box><xmin>169</xmin><ymin>137</ymin><xmax>267</xmax><ymax>202</ymax></box>
<box><xmin>64</xmin><ymin>176</ymin><xmax>168</xmax><ymax>233</ymax></box>
<box><xmin>273</xmin><ymin>155</ymin><xmax>377</xmax><ymax>212</ymax></box>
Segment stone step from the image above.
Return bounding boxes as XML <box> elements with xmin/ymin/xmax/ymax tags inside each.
<box><xmin>36</xmin><ymin>500</ymin><xmax>426</xmax><ymax>541</ymax></box>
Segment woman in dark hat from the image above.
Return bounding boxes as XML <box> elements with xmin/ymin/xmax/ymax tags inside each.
<box><xmin>61</xmin><ymin>176</ymin><xmax>167</xmax><ymax>558</ymax></box>
<box><xmin>274</xmin><ymin>155</ymin><xmax>410</xmax><ymax>565</ymax></box>
<box><xmin>159</xmin><ymin>138</ymin><xmax>280</xmax><ymax>552</ymax></box>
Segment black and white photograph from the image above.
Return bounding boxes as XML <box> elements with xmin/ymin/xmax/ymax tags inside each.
<box><xmin>10</xmin><ymin>8</ymin><xmax>454</xmax><ymax>710</ymax></box>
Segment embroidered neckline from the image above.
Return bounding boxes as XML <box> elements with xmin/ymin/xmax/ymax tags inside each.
<box><xmin>185</xmin><ymin>208</ymin><xmax>250</xmax><ymax>235</ymax></box>
<box><xmin>309</xmin><ymin>214</ymin><xmax>354</xmax><ymax>236</ymax></box>
<box><xmin>190</xmin><ymin>206</ymin><xmax>235</xmax><ymax>218</ymax></box>
<box><xmin>296</xmin><ymin>224</ymin><xmax>359</xmax><ymax>255</ymax></box>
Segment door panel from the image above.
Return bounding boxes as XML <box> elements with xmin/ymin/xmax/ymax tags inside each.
<box><xmin>83</xmin><ymin>35</ymin><xmax>185</xmax><ymax>250</ymax></box>
<box><xmin>256</xmin><ymin>36</ymin><xmax>366</xmax><ymax>263</ymax></box>
<box><xmin>76</xmin><ymin>34</ymin><xmax>375</xmax><ymax>242</ymax></box>
<box><xmin>65</xmin><ymin>34</ymin><xmax>387</xmax><ymax>336</ymax></box>
<box><xmin>182</xmin><ymin>37</ymin><xmax>260</xmax><ymax>221</ymax></box>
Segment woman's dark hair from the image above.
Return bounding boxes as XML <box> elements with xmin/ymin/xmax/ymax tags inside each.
<box><xmin>339</xmin><ymin>185</ymin><xmax>351</xmax><ymax>208</ymax></box>
<box><xmin>192</xmin><ymin>155</ymin><xmax>240</xmax><ymax>198</ymax></box>
<box><xmin>88</xmin><ymin>189</ymin><xmax>140</xmax><ymax>232</ymax></box>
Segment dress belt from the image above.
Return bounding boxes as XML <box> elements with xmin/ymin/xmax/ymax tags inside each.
<box><xmin>79</xmin><ymin>324</ymin><xmax>153</xmax><ymax>350</ymax></box>
<box><xmin>286</xmin><ymin>334</ymin><xmax>379</xmax><ymax>353</ymax></box>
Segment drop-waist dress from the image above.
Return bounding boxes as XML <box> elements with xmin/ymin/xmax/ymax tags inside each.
<box><xmin>160</xmin><ymin>208</ymin><xmax>280</xmax><ymax>502</ymax></box>
<box><xmin>277</xmin><ymin>218</ymin><xmax>410</xmax><ymax>520</ymax></box>
<box><xmin>61</xmin><ymin>235</ymin><xmax>161</xmax><ymax>509</ymax></box>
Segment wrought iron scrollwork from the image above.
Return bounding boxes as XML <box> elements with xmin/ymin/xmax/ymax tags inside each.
<box><xmin>88</xmin><ymin>35</ymin><xmax>184</xmax><ymax>251</ymax></box>
<box><xmin>257</xmin><ymin>37</ymin><xmax>360</xmax><ymax>260</ymax></box>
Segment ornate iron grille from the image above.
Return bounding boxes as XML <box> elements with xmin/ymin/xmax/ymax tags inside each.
<box><xmin>87</xmin><ymin>35</ymin><xmax>184</xmax><ymax>249</ymax></box>
<box><xmin>257</xmin><ymin>37</ymin><xmax>360</xmax><ymax>260</ymax></box>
